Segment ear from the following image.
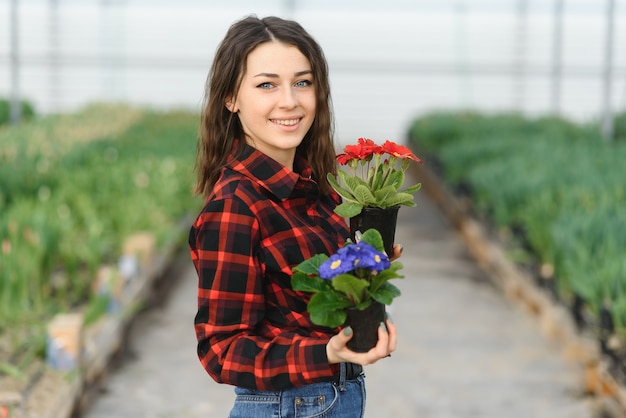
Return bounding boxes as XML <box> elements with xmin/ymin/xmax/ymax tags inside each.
<box><xmin>225</xmin><ymin>96</ymin><xmax>238</xmax><ymax>113</ymax></box>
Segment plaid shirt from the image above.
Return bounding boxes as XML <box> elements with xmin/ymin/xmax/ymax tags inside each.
<box><xmin>189</xmin><ymin>143</ymin><xmax>349</xmax><ymax>391</ymax></box>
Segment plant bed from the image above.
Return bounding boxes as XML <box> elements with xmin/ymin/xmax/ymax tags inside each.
<box><xmin>0</xmin><ymin>104</ymin><xmax>202</xmax><ymax>416</ymax></box>
<box><xmin>0</xmin><ymin>228</ymin><xmax>187</xmax><ymax>418</ymax></box>
<box><xmin>1</xmin><ymin>105</ymin><xmax>201</xmax><ymax>342</ymax></box>
<box><xmin>409</xmin><ymin>159</ymin><xmax>626</xmax><ymax>410</ymax></box>
<box><xmin>408</xmin><ymin>111</ymin><xmax>626</xmax><ymax>413</ymax></box>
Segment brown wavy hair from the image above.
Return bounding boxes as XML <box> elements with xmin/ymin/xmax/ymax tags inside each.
<box><xmin>194</xmin><ymin>15</ymin><xmax>337</xmax><ymax>197</ymax></box>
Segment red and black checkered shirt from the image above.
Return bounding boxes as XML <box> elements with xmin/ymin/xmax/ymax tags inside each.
<box><xmin>189</xmin><ymin>143</ymin><xmax>349</xmax><ymax>391</ymax></box>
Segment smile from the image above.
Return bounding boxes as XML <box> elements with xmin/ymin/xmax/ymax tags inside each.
<box><xmin>272</xmin><ymin>118</ymin><xmax>301</xmax><ymax>126</ymax></box>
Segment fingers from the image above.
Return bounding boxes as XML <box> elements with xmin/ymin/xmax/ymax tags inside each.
<box><xmin>326</xmin><ymin>320</ymin><xmax>397</xmax><ymax>366</ymax></box>
<box><xmin>362</xmin><ymin>322</ymin><xmax>391</xmax><ymax>363</ymax></box>
<box><xmin>340</xmin><ymin>326</ymin><xmax>354</xmax><ymax>346</ymax></box>
<box><xmin>390</xmin><ymin>244</ymin><xmax>403</xmax><ymax>261</ymax></box>
<box><xmin>364</xmin><ymin>320</ymin><xmax>396</xmax><ymax>363</ymax></box>
<box><xmin>385</xmin><ymin>316</ymin><xmax>398</xmax><ymax>353</ymax></box>
<box><xmin>326</xmin><ymin>326</ymin><xmax>354</xmax><ymax>364</ymax></box>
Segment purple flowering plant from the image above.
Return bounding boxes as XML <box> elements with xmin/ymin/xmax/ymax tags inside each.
<box><xmin>291</xmin><ymin>229</ymin><xmax>404</xmax><ymax>328</ymax></box>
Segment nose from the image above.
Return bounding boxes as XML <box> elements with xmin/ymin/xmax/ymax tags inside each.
<box><xmin>278</xmin><ymin>86</ymin><xmax>298</xmax><ymax>109</ymax></box>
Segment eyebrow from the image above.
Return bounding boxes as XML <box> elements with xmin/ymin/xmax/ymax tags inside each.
<box><xmin>254</xmin><ymin>70</ymin><xmax>313</xmax><ymax>78</ymax></box>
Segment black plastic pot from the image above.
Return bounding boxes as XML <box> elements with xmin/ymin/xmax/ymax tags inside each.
<box><xmin>344</xmin><ymin>301</ymin><xmax>386</xmax><ymax>353</ymax></box>
<box><xmin>349</xmin><ymin>205</ymin><xmax>400</xmax><ymax>256</ymax></box>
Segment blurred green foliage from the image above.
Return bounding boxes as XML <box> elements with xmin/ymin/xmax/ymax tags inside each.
<box><xmin>0</xmin><ymin>104</ymin><xmax>202</xmax><ymax>340</ymax></box>
<box><xmin>410</xmin><ymin>111</ymin><xmax>626</xmax><ymax>337</ymax></box>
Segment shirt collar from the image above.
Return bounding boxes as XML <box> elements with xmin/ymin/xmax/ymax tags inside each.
<box><xmin>227</xmin><ymin>142</ymin><xmax>314</xmax><ymax>200</ymax></box>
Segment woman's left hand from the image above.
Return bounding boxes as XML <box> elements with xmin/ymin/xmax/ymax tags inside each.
<box><xmin>326</xmin><ymin>316</ymin><xmax>397</xmax><ymax>366</ymax></box>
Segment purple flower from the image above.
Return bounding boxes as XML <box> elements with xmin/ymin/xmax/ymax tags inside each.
<box><xmin>318</xmin><ymin>242</ymin><xmax>390</xmax><ymax>280</ymax></box>
<box><xmin>352</xmin><ymin>242</ymin><xmax>390</xmax><ymax>271</ymax></box>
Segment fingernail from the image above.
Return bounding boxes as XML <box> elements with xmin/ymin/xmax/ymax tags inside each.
<box><xmin>385</xmin><ymin>312</ymin><xmax>394</xmax><ymax>324</ymax></box>
<box><xmin>399</xmin><ymin>245</ymin><xmax>404</xmax><ymax>254</ymax></box>
<box><xmin>343</xmin><ymin>326</ymin><xmax>353</xmax><ymax>336</ymax></box>
<box><xmin>380</xmin><ymin>322</ymin><xmax>387</xmax><ymax>333</ymax></box>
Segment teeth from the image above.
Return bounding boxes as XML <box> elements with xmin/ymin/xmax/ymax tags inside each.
<box><xmin>273</xmin><ymin>119</ymin><xmax>299</xmax><ymax>126</ymax></box>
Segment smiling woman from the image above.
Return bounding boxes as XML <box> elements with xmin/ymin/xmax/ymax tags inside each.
<box><xmin>188</xmin><ymin>15</ymin><xmax>398</xmax><ymax>418</ymax></box>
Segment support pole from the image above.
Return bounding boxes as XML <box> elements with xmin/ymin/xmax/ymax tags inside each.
<box><xmin>455</xmin><ymin>1</ymin><xmax>472</xmax><ymax>108</ymax></box>
<box><xmin>49</xmin><ymin>0</ymin><xmax>60</xmax><ymax>113</ymax></box>
<box><xmin>513</xmin><ymin>0</ymin><xmax>528</xmax><ymax>112</ymax></box>
<box><xmin>9</xmin><ymin>0</ymin><xmax>21</xmax><ymax>124</ymax></box>
<box><xmin>601</xmin><ymin>0</ymin><xmax>616</xmax><ymax>141</ymax></box>
<box><xmin>550</xmin><ymin>0</ymin><xmax>564</xmax><ymax>115</ymax></box>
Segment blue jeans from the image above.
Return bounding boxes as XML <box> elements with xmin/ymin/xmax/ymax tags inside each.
<box><xmin>229</xmin><ymin>369</ymin><xmax>366</xmax><ymax>417</ymax></box>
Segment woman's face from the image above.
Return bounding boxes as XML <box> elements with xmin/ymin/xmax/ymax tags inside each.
<box><xmin>228</xmin><ymin>41</ymin><xmax>316</xmax><ymax>169</ymax></box>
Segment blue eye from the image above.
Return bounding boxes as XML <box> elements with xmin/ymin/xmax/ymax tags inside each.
<box><xmin>257</xmin><ymin>82</ymin><xmax>273</xmax><ymax>89</ymax></box>
<box><xmin>295</xmin><ymin>80</ymin><xmax>312</xmax><ymax>87</ymax></box>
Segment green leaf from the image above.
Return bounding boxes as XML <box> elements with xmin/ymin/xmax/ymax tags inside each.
<box><xmin>307</xmin><ymin>291</ymin><xmax>353</xmax><ymax>312</ymax></box>
<box><xmin>332</xmin><ymin>274</ymin><xmax>370</xmax><ymax>304</ymax></box>
<box><xmin>387</xmin><ymin>170</ymin><xmax>405</xmax><ymax>189</ymax></box>
<box><xmin>327</xmin><ymin>173</ymin><xmax>358</xmax><ymax>202</ymax></box>
<box><xmin>360</xmin><ymin>229</ymin><xmax>385</xmax><ymax>251</ymax></box>
<box><xmin>383</xmin><ymin>192</ymin><xmax>416</xmax><ymax>207</ymax></box>
<box><xmin>351</xmin><ymin>173</ymin><xmax>370</xmax><ymax>189</ymax></box>
<box><xmin>307</xmin><ymin>291</ymin><xmax>352</xmax><ymax>327</ymax></box>
<box><xmin>400</xmin><ymin>182</ymin><xmax>422</xmax><ymax>194</ymax></box>
<box><xmin>291</xmin><ymin>272</ymin><xmax>332</xmax><ymax>293</ymax></box>
<box><xmin>293</xmin><ymin>253</ymin><xmax>329</xmax><ymax>275</ymax></box>
<box><xmin>337</xmin><ymin>169</ymin><xmax>363</xmax><ymax>193</ymax></box>
<box><xmin>369</xmin><ymin>281</ymin><xmax>402</xmax><ymax>305</ymax></box>
<box><xmin>309</xmin><ymin>309</ymin><xmax>347</xmax><ymax>328</ymax></box>
<box><xmin>354</xmin><ymin>299</ymin><xmax>373</xmax><ymax>310</ymax></box>
<box><xmin>369</xmin><ymin>261</ymin><xmax>404</xmax><ymax>292</ymax></box>
<box><xmin>334</xmin><ymin>202</ymin><xmax>364</xmax><ymax>218</ymax></box>
<box><xmin>353</xmin><ymin>185</ymin><xmax>377</xmax><ymax>205</ymax></box>
<box><xmin>373</xmin><ymin>185</ymin><xmax>397</xmax><ymax>203</ymax></box>
<box><xmin>371</xmin><ymin>164</ymin><xmax>386</xmax><ymax>190</ymax></box>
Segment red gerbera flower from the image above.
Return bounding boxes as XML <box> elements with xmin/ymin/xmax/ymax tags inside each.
<box><xmin>357</xmin><ymin>137</ymin><xmax>384</xmax><ymax>155</ymax></box>
<box><xmin>381</xmin><ymin>140</ymin><xmax>423</xmax><ymax>163</ymax></box>
<box><xmin>340</xmin><ymin>137</ymin><xmax>383</xmax><ymax>161</ymax></box>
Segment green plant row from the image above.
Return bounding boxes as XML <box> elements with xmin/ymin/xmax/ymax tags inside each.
<box><xmin>0</xmin><ymin>104</ymin><xmax>202</xmax><ymax>341</ymax></box>
<box><xmin>409</xmin><ymin>111</ymin><xmax>626</xmax><ymax>337</ymax></box>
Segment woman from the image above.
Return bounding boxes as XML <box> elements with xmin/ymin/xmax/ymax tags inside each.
<box><xmin>189</xmin><ymin>15</ymin><xmax>397</xmax><ymax>417</ymax></box>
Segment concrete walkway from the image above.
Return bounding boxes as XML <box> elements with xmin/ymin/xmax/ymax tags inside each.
<box><xmin>82</xmin><ymin>194</ymin><xmax>597</xmax><ymax>418</ymax></box>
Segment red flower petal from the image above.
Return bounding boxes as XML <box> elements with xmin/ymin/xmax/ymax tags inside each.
<box><xmin>343</xmin><ymin>138</ymin><xmax>377</xmax><ymax>160</ymax></box>
<box><xmin>381</xmin><ymin>140</ymin><xmax>422</xmax><ymax>163</ymax></box>
<box><xmin>358</xmin><ymin>138</ymin><xmax>384</xmax><ymax>155</ymax></box>
<box><xmin>336</xmin><ymin>153</ymin><xmax>352</xmax><ymax>165</ymax></box>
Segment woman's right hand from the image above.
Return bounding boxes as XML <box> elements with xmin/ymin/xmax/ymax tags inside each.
<box><xmin>326</xmin><ymin>317</ymin><xmax>397</xmax><ymax>366</ymax></box>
